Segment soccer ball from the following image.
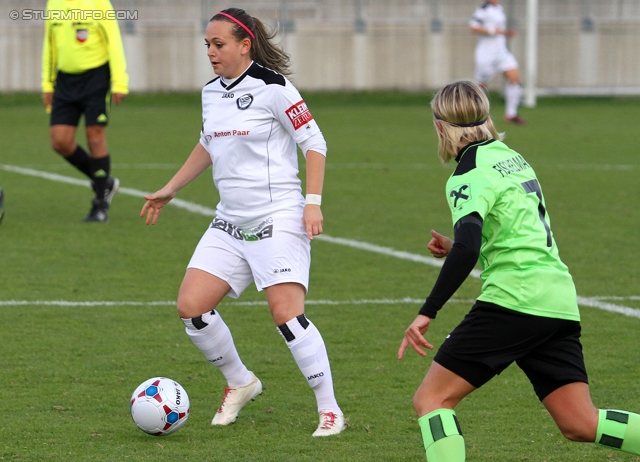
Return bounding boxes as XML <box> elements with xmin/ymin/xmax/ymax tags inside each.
<box><xmin>130</xmin><ymin>377</ymin><xmax>190</xmax><ymax>436</ymax></box>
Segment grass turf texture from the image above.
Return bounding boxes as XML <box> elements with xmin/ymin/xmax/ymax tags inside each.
<box><xmin>1</xmin><ymin>91</ymin><xmax>639</xmax><ymax>461</ymax></box>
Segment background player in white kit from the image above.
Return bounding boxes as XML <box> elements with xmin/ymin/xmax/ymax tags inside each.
<box><xmin>140</xmin><ymin>8</ymin><xmax>346</xmax><ymax>437</ymax></box>
<box><xmin>469</xmin><ymin>0</ymin><xmax>526</xmax><ymax>125</ymax></box>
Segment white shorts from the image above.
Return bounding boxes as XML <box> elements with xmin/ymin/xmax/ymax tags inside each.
<box><xmin>474</xmin><ymin>51</ymin><xmax>518</xmax><ymax>84</ymax></box>
<box><xmin>187</xmin><ymin>213</ymin><xmax>311</xmax><ymax>299</ymax></box>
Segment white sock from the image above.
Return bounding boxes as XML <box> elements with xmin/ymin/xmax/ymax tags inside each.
<box><xmin>278</xmin><ymin>315</ymin><xmax>341</xmax><ymax>414</ymax></box>
<box><xmin>182</xmin><ymin>310</ymin><xmax>253</xmax><ymax>387</ymax></box>
<box><xmin>505</xmin><ymin>82</ymin><xmax>522</xmax><ymax>118</ymax></box>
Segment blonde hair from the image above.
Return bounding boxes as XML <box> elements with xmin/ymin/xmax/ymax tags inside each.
<box><xmin>430</xmin><ymin>79</ymin><xmax>503</xmax><ymax>163</ymax></box>
<box><xmin>211</xmin><ymin>8</ymin><xmax>291</xmax><ymax>76</ymax></box>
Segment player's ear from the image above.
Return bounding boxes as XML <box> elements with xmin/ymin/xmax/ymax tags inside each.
<box><xmin>434</xmin><ymin>120</ymin><xmax>444</xmax><ymax>134</ymax></box>
<box><xmin>241</xmin><ymin>38</ymin><xmax>252</xmax><ymax>55</ymax></box>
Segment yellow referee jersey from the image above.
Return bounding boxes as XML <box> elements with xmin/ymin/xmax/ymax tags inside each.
<box><xmin>41</xmin><ymin>0</ymin><xmax>128</xmax><ymax>94</ymax></box>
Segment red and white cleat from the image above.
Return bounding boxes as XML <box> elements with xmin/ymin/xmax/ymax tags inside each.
<box><xmin>504</xmin><ymin>115</ymin><xmax>527</xmax><ymax>126</ymax></box>
<box><xmin>312</xmin><ymin>410</ymin><xmax>347</xmax><ymax>437</ymax></box>
<box><xmin>211</xmin><ymin>372</ymin><xmax>262</xmax><ymax>425</ymax></box>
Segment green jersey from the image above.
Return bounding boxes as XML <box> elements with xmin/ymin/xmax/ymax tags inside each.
<box><xmin>446</xmin><ymin>139</ymin><xmax>579</xmax><ymax>321</ymax></box>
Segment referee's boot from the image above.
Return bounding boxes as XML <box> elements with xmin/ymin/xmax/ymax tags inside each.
<box><xmin>85</xmin><ymin>177</ymin><xmax>119</xmax><ymax>222</ymax></box>
<box><xmin>84</xmin><ymin>198</ymin><xmax>109</xmax><ymax>222</ymax></box>
<box><xmin>91</xmin><ymin>177</ymin><xmax>120</xmax><ymax>206</ymax></box>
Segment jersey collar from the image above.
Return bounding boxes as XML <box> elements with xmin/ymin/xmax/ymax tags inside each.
<box><xmin>456</xmin><ymin>139</ymin><xmax>496</xmax><ymax>163</ymax></box>
<box><xmin>220</xmin><ymin>61</ymin><xmax>254</xmax><ymax>91</ymax></box>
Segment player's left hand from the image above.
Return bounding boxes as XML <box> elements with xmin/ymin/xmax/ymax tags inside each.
<box><xmin>398</xmin><ymin>315</ymin><xmax>434</xmax><ymax>359</ymax></box>
<box><xmin>427</xmin><ymin>229</ymin><xmax>453</xmax><ymax>258</ymax></box>
<box><xmin>303</xmin><ymin>204</ymin><xmax>323</xmax><ymax>240</ymax></box>
<box><xmin>112</xmin><ymin>93</ymin><xmax>127</xmax><ymax>105</ymax></box>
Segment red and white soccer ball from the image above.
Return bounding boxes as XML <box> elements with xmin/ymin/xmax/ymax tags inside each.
<box><xmin>130</xmin><ymin>377</ymin><xmax>190</xmax><ymax>436</ymax></box>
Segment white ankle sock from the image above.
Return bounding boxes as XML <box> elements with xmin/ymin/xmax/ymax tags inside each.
<box><xmin>505</xmin><ymin>82</ymin><xmax>522</xmax><ymax>118</ymax></box>
<box><xmin>278</xmin><ymin>315</ymin><xmax>341</xmax><ymax>414</ymax></box>
<box><xmin>182</xmin><ymin>310</ymin><xmax>253</xmax><ymax>387</ymax></box>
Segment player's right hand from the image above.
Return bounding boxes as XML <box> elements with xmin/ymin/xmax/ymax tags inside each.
<box><xmin>140</xmin><ymin>188</ymin><xmax>176</xmax><ymax>225</ymax></box>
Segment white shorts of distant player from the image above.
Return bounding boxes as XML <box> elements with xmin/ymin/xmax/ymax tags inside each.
<box><xmin>474</xmin><ymin>49</ymin><xmax>519</xmax><ymax>84</ymax></box>
<box><xmin>188</xmin><ymin>212</ymin><xmax>310</xmax><ymax>298</ymax></box>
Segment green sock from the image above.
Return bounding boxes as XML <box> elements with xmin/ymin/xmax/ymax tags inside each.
<box><xmin>596</xmin><ymin>409</ymin><xmax>640</xmax><ymax>455</ymax></box>
<box><xmin>418</xmin><ymin>409</ymin><xmax>465</xmax><ymax>461</ymax></box>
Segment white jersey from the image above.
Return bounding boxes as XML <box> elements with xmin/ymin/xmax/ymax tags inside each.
<box><xmin>469</xmin><ymin>3</ymin><xmax>509</xmax><ymax>60</ymax></box>
<box><xmin>469</xmin><ymin>2</ymin><xmax>518</xmax><ymax>82</ymax></box>
<box><xmin>199</xmin><ymin>62</ymin><xmax>324</xmax><ymax>228</ymax></box>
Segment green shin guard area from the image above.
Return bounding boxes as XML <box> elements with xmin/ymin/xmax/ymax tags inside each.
<box><xmin>596</xmin><ymin>409</ymin><xmax>640</xmax><ymax>455</ymax></box>
<box><xmin>419</xmin><ymin>409</ymin><xmax>465</xmax><ymax>461</ymax></box>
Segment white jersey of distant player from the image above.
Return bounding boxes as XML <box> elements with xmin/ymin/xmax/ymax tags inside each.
<box><xmin>470</xmin><ymin>3</ymin><xmax>509</xmax><ymax>62</ymax></box>
<box><xmin>470</xmin><ymin>2</ymin><xmax>519</xmax><ymax>82</ymax></box>
<box><xmin>200</xmin><ymin>61</ymin><xmax>323</xmax><ymax>228</ymax></box>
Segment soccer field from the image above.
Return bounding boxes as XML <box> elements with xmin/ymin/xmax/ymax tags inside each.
<box><xmin>0</xmin><ymin>92</ymin><xmax>639</xmax><ymax>461</ymax></box>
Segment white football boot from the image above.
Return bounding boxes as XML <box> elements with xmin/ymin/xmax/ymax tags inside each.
<box><xmin>312</xmin><ymin>410</ymin><xmax>347</xmax><ymax>437</ymax></box>
<box><xmin>211</xmin><ymin>372</ymin><xmax>262</xmax><ymax>425</ymax></box>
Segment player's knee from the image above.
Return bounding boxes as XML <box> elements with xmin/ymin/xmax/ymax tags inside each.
<box><xmin>412</xmin><ymin>391</ymin><xmax>441</xmax><ymax>417</ymax></box>
<box><xmin>176</xmin><ymin>301</ymin><xmax>197</xmax><ymax>320</ymax></box>
<box><xmin>176</xmin><ymin>297</ymin><xmax>217</xmax><ymax>320</ymax></box>
<box><xmin>50</xmin><ymin>135</ymin><xmax>74</xmax><ymax>155</ymax></box>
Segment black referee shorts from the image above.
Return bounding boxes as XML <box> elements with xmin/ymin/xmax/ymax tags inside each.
<box><xmin>434</xmin><ymin>301</ymin><xmax>589</xmax><ymax>401</ymax></box>
<box><xmin>50</xmin><ymin>63</ymin><xmax>111</xmax><ymax>127</ymax></box>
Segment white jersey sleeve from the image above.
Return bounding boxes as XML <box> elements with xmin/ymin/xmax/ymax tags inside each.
<box><xmin>469</xmin><ymin>6</ymin><xmax>486</xmax><ymax>29</ymax></box>
<box><xmin>268</xmin><ymin>78</ymin><xmax>324</xmax><ymax>149</ymax></box>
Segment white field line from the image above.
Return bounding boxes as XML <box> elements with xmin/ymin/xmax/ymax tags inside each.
<box><xmin>0</xmin><ymin>298</ymin><xmax>476</xmax><ymax>307</ymax></box>
<box><xmin>2</xmin><ymin>298</ymin><xmax>639</xmax><ymax>319</ymax></box>
<box><xmin>316</xmin><ymin>234</ymin><xmax>483</xmax><ymax>278</ymax></box>
<box><xmin>2</xmin><ymin>164</ymin><xmax>639</xmax><ymax>319</ymax></box>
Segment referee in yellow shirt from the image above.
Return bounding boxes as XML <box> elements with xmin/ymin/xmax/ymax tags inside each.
<box><xmin>42</xmin><ymin>0</ymin><xmax>128</xmax><ymax>222</ymax></box>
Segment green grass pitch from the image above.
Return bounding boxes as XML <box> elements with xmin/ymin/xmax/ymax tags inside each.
<box><xmin>0</xmin><ymin>91</ymin><xmax>639</xmax><ymax>461</ymax></box>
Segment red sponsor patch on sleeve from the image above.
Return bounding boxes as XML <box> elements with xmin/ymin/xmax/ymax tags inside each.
<box><xmin>285</xmin><ymin>100</ymin><xmax>314</xmax><ymax>130</ymax></box>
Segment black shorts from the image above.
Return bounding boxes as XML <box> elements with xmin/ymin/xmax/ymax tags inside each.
<box><xmin>50</xmin><ymin>63</ymin><xmax>111</xmax><ymax>127</ymax></box>
<box><xmin>434</xmin><ymin>301</ymin><xmax>589</xmax><ymax>401</ymax></box>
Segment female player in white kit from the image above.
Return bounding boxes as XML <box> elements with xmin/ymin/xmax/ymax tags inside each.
<box><xmin>469</xmin><ymin>0</ymin><xmax>526</xmax><ymax>125</ymax></box>
<box><xmin>140</xmin><ymin>8</ymin><xmax>346</xmax><ymax>437</ymax></box>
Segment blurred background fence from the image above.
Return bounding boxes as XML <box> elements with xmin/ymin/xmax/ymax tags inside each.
<box><xmin>1</xmin><ymin>0</ymin><xmax>639</xmax><ymax>96</ymax></box>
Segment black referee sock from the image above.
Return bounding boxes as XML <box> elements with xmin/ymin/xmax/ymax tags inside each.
<box><xmin>63</xmin><ymin>145</ymin><xmax>93</xmax><ymax>178</ymax></box>
<box><xmin>90</xmin><ymin>155</ymin><xmax>111</xmax><ymax>201</ymax></box>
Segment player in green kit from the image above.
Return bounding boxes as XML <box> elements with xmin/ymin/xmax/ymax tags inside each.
<box><xmin>398</xmin><ymin>79</ymin><xmax>640</xmax><ymax>461</ymax></box>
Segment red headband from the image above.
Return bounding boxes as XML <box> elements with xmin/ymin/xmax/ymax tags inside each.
<box><xmin>216</xmin><ymin>12</ymin><xmax>255</xmax><ymax>40</ymax></box>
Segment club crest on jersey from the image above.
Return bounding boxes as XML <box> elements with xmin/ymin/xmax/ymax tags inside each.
<box><xmin>76</xmin><ymin>29</ymin><xmax>88</xmax><ymax>42</ymax></box>
<box><xmin>236</xmin><ymin>94</ymin><xmax>253</xmax><ymax>110</ymax></box>
<box><xmin>285</xmin><ymin>100</ymin><xmax>313</xmax><ymax>130</ymax></box>
<box><xmin>448</xmin><ymin>184</ymin><xmax>472</xmax><ymax>210</ymax></box>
